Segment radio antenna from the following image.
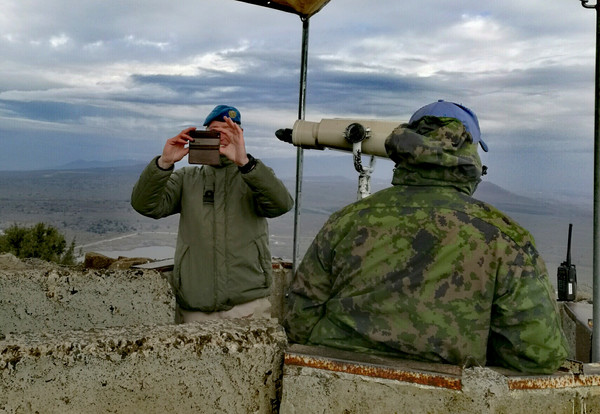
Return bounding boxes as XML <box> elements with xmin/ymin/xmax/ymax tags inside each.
<box><xmin>566</xmin><ymin>223</ymin><xmax>573</xmax><ymax>265</ymax></box>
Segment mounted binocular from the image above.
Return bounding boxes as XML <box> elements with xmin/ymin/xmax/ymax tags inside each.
<box><xmin>276</xmin><ymin>118</ymin><xmax>405</xmax><ymax>158</ymax></box>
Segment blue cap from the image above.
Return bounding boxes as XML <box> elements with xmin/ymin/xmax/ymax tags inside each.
<box><xmin>203</xmin><ymin>105</ymin><xmax>241</xmax><ymax>126</ymax></box>
<box><xmin>409</xmin><ymin>100</ymin><xmax>488</xmax><ymax>152</ymax></box>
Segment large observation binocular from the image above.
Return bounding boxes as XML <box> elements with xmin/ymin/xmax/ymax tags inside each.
<box><xmin>275</xmin><ymin>118</ymin><xmax>405</xmax><ymax>158</ymax></box>
<box><xmin>276</xmin><ymin>118</ymin><xmax>406</xmax><ymax>199</ymax></box>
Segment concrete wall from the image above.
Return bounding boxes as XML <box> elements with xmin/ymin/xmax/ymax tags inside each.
<box><xmin>0</xmin><ymin>254</ymin><xmax>287</xmax><ymax>413</ymax></box>
<box><xmin>280</xmin><ymin>345</ymin><xmax>600</xmax><ymax>414</ymax></box>
<box><xmin>1</xmin><ymin>320</ymin><xmax>287</xmax><ymax>414</ymax></box>
<box><xmin>0</xmin><ymin>254</ymin><xmax>175</xmax><ymax>334</ymax></box>
<box><xmin>2</xmin><ymin>253</ymin><xmax>600</xmax><ymax>414</ymax></box>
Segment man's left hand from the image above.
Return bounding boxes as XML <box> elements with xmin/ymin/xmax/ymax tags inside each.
<box><xmin>209</xmin><ymin>117</ymin><xmax>249</xmax><ymax>166</ymax></box>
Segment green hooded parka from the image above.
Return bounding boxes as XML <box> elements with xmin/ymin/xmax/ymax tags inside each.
<box><xmin>132</xmin><ymin>156</ymin><xmax>293</xmax><ymax>312</ymax></box>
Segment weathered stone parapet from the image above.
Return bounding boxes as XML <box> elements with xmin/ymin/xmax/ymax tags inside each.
<box><xmin>1</xmin><ymin>319</ymin><xmax>287</xmax><ymax>414</ymax></box>
<box><xmin>0</xmin><ymin>254</ymin><xmax>175</xmax><ymax>334</ymax></box>
<box><xmin>280</xmin><ymin>345</ymin><xmax>600</xmax><ymax>414</ymax></box>
<box><xmin>270</xmin><ymin>259</ymin><xmax>293</xmax><ymax>322</ymax></box>
<box><xmin>4</xmin><ymin>254</ymin><xmax>599</xmax><ymax>413</ymax></box>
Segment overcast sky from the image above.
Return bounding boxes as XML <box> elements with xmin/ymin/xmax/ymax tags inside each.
<box><xmin>0</xmin><ymin>0</ymin><xmax>596</xmax><ymax>200</ymax></box>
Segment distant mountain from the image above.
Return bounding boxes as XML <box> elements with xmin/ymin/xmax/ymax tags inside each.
<box><xmin>27</xmin><ymin>154</ymin><xmax>593</xmax><ymax>218</ymax></box>
<box><xmin>54</xmin><ymin>159</ymin><xmax>146</xmax><ymax>170</ymax></box>
<box><xmin>475</xmin><ymin>181</ymin><xmax>591</xmax><ymax>217</ymax></box>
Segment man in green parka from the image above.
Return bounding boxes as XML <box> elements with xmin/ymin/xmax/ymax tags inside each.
<box><xmin>284</xmin><ymin>100</ymin><xmax>569</xmax><ymax>374</ymax></box>
<box><xmin>132</xmin><ymin>105</ymin><xmax>294</xmax><ymax>323</ymax></box>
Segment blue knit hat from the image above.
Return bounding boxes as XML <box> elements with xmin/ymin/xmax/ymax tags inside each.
<box><xmin>409</xmin><ymin>100</ymin><xmax>488</xmax><ymax>152</ymax></box>
<box><xmin>203</xmin><ymin>105</ymin><xmax>241</xmax><ymax>126</ymax></box>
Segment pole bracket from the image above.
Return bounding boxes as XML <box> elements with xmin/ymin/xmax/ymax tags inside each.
<box><xmin>581</xmin><ymin>0</ymin><xmax>598</xmax><ymax>9</ymax></box>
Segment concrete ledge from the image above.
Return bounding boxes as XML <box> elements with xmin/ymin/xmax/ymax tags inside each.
<box><xmin>1</xmin><ymin>319</ymin><xmax>287</xmax><ymax>413</ymax></box>
<box><xmin>281</xmin><ymin>345</ymin><xmax>600</xmax><ymax>413</ymax></box>
<box><xmin>270</xmin><ymin>259</ymin><xmax>293</xmax><ymax>322</ymax></box>
<box><xmin>0</xmin><ymin>255</ymin><xmax>175</xmax><ymax>334</ymax></box>
<box><xmin>284</xmin><ymin>344</ymin><xmax>463</xmax><ymax>390</ymax></box>
<box><xmin>561</xmin><ymin>301</ymin><xmax>593</xmax><ymax>362</ymax></box>
<box><xmin>4</xmin><ymin>255</ymin><xmax>599</xmax><ymax>413</ymax></box>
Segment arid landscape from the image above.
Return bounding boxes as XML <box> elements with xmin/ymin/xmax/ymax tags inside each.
<box><xmin>0</xmin><ymin>161</ymin><xmax>593</xmax><ymax>294</ymax></box>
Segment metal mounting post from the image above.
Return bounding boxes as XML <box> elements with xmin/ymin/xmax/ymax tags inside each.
<box><xmin>352</xmin><ymin>144</ymin><xmax>376</xmax><ymax>200</ymax></box>
<box><xmin>343</xmin><ymin>122</ymin><xmax>376</xmax><ymax>199</ymax></box>
<box><xmin>580</xmin><ymin>0</ymin><xmax>600</xmax><ymax>361</ymax></box>
<box><xmin>292</xmin><ymin>17</ymin><xmax>310</xmax><ymax>273</ymax></box>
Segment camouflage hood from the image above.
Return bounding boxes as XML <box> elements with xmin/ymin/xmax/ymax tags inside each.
<box><xmin>384</xmin><ymin>116</ymin><xmax>483</xmax><ymax>195</ymax></box>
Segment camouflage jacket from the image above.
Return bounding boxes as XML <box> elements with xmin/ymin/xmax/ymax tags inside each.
<box><xmin>284</xmin><ymin>117</ymin><xmax>568</xmax><ymax>374</ymax></box>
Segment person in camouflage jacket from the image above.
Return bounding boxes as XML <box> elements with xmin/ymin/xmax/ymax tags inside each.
<box><xmin>284</xmin><ymin>101</ymin><xmax>569</xmax><ymax>374</ymax></box>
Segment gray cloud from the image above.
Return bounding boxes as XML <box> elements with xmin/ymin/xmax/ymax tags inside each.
<box><xmin>0</xmin><ymin>0</ymin><xmax>596</xmax><ymax>199</ymax></box>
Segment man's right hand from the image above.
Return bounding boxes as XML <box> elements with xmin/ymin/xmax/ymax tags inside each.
<box><xmin>158</xmin><ymin>127</ymin><xmax>196</xmax><ymax>169</ymax></box>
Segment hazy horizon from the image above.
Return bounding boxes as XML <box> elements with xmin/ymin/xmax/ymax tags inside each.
<box><xmin>1</xmin><ymin>152</ymin><xmax>595</xmax><ymax>206</ymax></box>
<box><xmin>0</xmin><ymin>162</ymin><xmax>593</xmax><ymax>294</ymax></box>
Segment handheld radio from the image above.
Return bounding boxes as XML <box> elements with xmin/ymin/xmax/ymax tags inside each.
<box><xmin>557</xmin><ymin>223</ymin><xmax>577</xmax><ymax>301</ymax></box>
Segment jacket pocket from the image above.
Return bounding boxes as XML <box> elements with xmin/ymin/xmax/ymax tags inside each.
<box><xmin>173</xmin><ymin>244</ymin><xmax>190</xmax><ymax>304</ymax></box>
<box><xmin>254</xmin><ymin>236</ymin><xmax>271</xmax><ymax>288</ymax></box>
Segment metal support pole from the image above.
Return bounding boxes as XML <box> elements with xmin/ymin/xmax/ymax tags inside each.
<box><xmin>292</xmin><ymin>17</ymin><xmax>310</xmax><ymax>273</ymax></box>
<box><xmin>581</xmin><ymin>0</ymin><xmax>600</xmax><ymax>361</ymax></box>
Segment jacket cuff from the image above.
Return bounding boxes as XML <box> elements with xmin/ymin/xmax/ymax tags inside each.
<box><xmin>154</xmin><ymin>156</ymin><xmax>174</xmax><ymax>171</ymax></box>
<box><xmin>238</xmin><ymin>153</ymin><xmax>257</xmax><ymax>174</ymax></box>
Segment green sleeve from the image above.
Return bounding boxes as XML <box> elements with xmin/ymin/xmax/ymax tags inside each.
<box><xmin>283</xmin><ymin>224</ymin><xmax>334</xmax><ymax>344</ymax></box>
<box><xmin>130</xmin><ymin>156</ymin><xmax>183</xmax><ymax>219</ymax></box>
<box><xmin>240</xmin><ymin>160</ymin><xmax>294</xmax><ymax>218</ymax></box>
<box><xmin>488</xmin><ymin>241</ymin><xmax>569</xmax><ymax>374</ymax></box>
